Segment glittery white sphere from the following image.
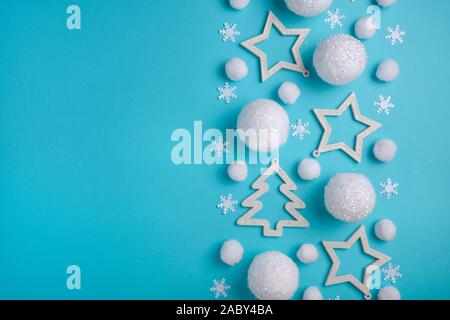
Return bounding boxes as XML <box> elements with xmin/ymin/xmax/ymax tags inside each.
<box><xmin>297</xmin><ymin>158</ymin><xmax>321</xmax><ymax>181</ymax></box>
<box><xmin>225</xmin><ymin>58</ymin><xmax>248</xmax><ymax>81</ymax></box>
<box><xmin>278</xmin><ymin>82</ymin><xmax>301</xmax><ymax>105</ymax></box>
<box><xmin>355</xmin><ymin>16</ymin><xmax>377</xmax><ymax>40</ymax></box>
<box><xmin>313</xmin><ymin>34</ymin><xmax>368</xmax><ymax>86</ymax></box>
<box><xmin>229</xmin><ymin>0</ymin><xmax>250</xmax><ymax>10</ymax></box>
<box><xmin>376</xmin><ymin>0</ymin><xmax>397</xmax><ymax>8</ymax></box>
<box><xmin>376</xmin><ymin>59</ymin><xmax>400</xmax><ymax>82</ymax></box>
<box><xmin>296</xmin><ymin>243</ymin><xmax>319</xmax><ymax>264</ymax></box>
<box><xmin>375</xmin><ymin>219</ymin><xmax>397</xmax><ymax>241</ymax></box>
<box><xmin>220</xmin><ymin>239</ymin><xmax>244</xmax><ymax>266</ymax></box>
<box><xmin>373</xmin><ymin>139</ymin><xmax>397</xmax><ymax>162</ymax></box>
<box><xmin>303</xmin><ymin>286</ymin><xmax>323</xmax><ymax>300</ymax></box>
<box><xmin>227</xmin><ymin>161</ymin><xmax>248</xmax><ymax>182</ymax></box>
<box><xmin>237</xmin><ymin>99</ymin><xmax>290</xmax><ymax>152</ymax></box>
<box><xmin>248</xmin><ymin>251</ymin><xmax>299</xmax><ymax>300</ymax></box>
<box><xmin>284</xmin><ymin>0</ymin><xmax>333</xmax><ymax>17</ymax></box>
<box><xmin>378</xmin><ymin>286</ymin><xmax>401</xmax><ymax>300</ymax></box>
<box><xmin>324</xmin><ymin>173</ymin><xmax>376</xmax><ymax>222</ymax></box>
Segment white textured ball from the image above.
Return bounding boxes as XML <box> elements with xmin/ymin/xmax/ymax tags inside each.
<box><xmin>378</xmin><ymin>286</ymin><xmax>401</xmax><ymax>300</ymax></box>
<box><xmin>325</xmin><ymin>173</ymin><xmax>376</xmax><ymax>222</ymax></box>
<box><xmin>355</xmin><ymin>16</ymin><xmax>377</xmax><ymax>40</ymax></box>
<box><xmin>220</xmin><ymin>239</ymin><xmax>244</xmax><ymax>266</ymax></box>
<box><xmin>376</xmin><ymin>59</ymin><xmax>400</xmax><ymax>82</ymax></box>
<box><xmin>227</xmin><ymin>161</ymin><xmax>248</xmax><ymax>182</ymax></box>
<box><xmin>376</xmin><ymin>0</ymin><xmax>397</xmax><ymax>8</ymax></box>
<box><xmin>313</xmin><ymin>34</ymin><xmax>368</xmax><ymax>86</ymax></box>
<box><xmin>237</xmin><ymin>99</ymin><xmax>290</xmax><ymax>152</ymax></box>
<box><xmin>297</xmin><ymin>158</ymin><xmax>321</xmax><ymax>181</ymax></box>
<box><xmin>284</xmin><ymin>0</ymin><xmax>333</xmax><ymax>17</ymax></box>
<box><xmin>229</xmin><ymin>0</ymin><xmax>250</xmax><ymax>10</ymax></box>
<box><xmin>303</xmin><ymin>286</ymin><xmax>323</xmax><ymax>300</ymax></box>
<box><xmin>373</xmin><ymin>139</ymin><xmax>397</xmax><ymax>162</ymax></box>
<box><xmin>375</xmin><ymin>219</ymin><xmax>397</xmax><ymax>241</ymax></box>
<box><xmin>278</xmin><ymin>82</ymin><xmax>301</xmax><ymax>105</ymax></box>
<box><xmin>296</xmin><ymin>243</ymin><xmax>319</xmax><ymax>264</ymax></box>
<box><xmin>248</xmin><ymin>251</ymin><xmax>299</xmax><ymax>300</ymax></box>
<box><xmin>225</xmin><ymin>58</ymin><xmax>248</xmax><ymax>81</ymax></box>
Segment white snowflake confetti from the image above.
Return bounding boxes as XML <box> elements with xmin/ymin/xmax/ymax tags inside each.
<box><xmin>210</xmin><ymin>279</ymin><xmax>231</xmax><ymax>299</ymax></box>
<box><xmin>291</xmin><ymin>119</ymin><xmax>311</xmax><ymax>140</ymax></box>
<box><xmin>217</xmin><ymin>194</ymin><xmax>238</xmax><ymax>215</ymax></box>
<box><xmin>209</xmin><ymin>137</ymin><xmax>230</xmax><ymax>156</ymax></box>
<box><xmin>380</xmin><ymin>178</ymin><xmax>399</xmax><ymax>200</ymax></box>
<box><xmin>219</xmin><ymin>23</ymin><xmax>240</xmax><ymax>42</ymax></box>
<box><xmin>382</xmin><ymin>263</ymin><xmax>402</xmax><ymax>284</ymax></box>
<box><xmin>375</xmin><ymin>95</ymin><xmax>395</xmax><ymax>115</ymax></box>
<box><xmin>217</xmin><ymin>82</ymin><xmax>237</xmax><ymax>104</ymax></box>
<box><xmin>325</xmin><ymin>9</ymin><xmax>345</xmax><ymax>29</ymax></box>
<box><xmin>386</xmin><ymin>25</ymin><xmax>406</xmax><ymax>46</ymax></box>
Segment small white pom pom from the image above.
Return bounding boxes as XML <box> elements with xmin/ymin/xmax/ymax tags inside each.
<box><xmin>297</xmin><ymin>158</ymin><xmax>321</xmax><ymax>181</ymax></box>
<box><xmin>376</xmin><ymin>0</ymin><xmax>397</xmax><ymax>8</ymax></box>
<box><xmin>225</xmin><ymin>58</ymin><xmax>248</xmax><ymax>81</ymax></box>
<box><xmin>376</xmin><ymin>59</ymin><xmax>400</xmax><ymax>82</ymax></box>
<box><xmin>220</xmin><ymin>239</ymin><xmax>244</xmax><ymax>266</ymax></box>
<box><xmin>355</xmin><ymin>17</ymin><xmax>377</xmax><ymax>40</ymax></box>
<box><xmin>373</xmin><ymin>139</ymin><xmax>397</xmax><ymax>162</ymax></box>
<box><xmin>375</xmin><ymin>219</ymin><xmax>397</xmax><ymax>241</ymax></box>
<box><xmin>278</xmin><ymin>82</ymin><xmax>301</xmax><ymax>105</ymax></box>
<box><xmin>284</xmin><ymin>0</ymin><xmax>332</xmax><ymax>17</ymax></box>
<box><xmin>227</xmin><ymin>161</ymin><xmax>248</xmax><ymax>182</ymax></box>
<box><xmin>296</xmin><ymin>243</ymin><xmax>319</xmax><ymax>264</ymax></box>
<box><xmin>378</xmin><ymin>286</ymin><xmax>401</xmax><ymax>300</ymax></box>
<box><xmin>229</xmin><ymin>0</ymin><xmax>250</xmax><ymax>10</ymax></box>
<box><xmin>303</xmin><ymin>286</ymin><xmax>323</xmax><ymax>300</ymax></box>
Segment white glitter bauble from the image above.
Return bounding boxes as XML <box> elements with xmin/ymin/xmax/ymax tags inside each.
<box><xmin>303</xmin><ymin>286</ymin><xmax>323</xmax><ymax>300</ymax></box>
<box><xmin>297</xmin><ymin>158</ymin><xmax>321</xmax><ymax>181</ymax></box>
<box><xmin>220</xmin><ymin>239</ymin><xmax>244</xmax><ymax>266</ymax></box>
<box><xmin>375</xmin><ymin>219</ymin><xmax>397</xmax><ymax>241</ymax></box>
<box><xmin>373</xmin><ymin>139</ymin><xmax>397</xmax><ymax>162</ymax></box>
<box><xmin>296</xmin><ymin>243</ymin><xmax>319</xmax><ymax>264</ymax></box>
<box><xmin>237</xmin><ymin>99</ymin><xmax>290</xmax><ymax>152</ymax></box>
<box><xmin>284</xmin><ymin>0</ymin><xmax>333</xmax><ymax>17</ymax></box>
<box><xmin>229</xmin><ymin>0</ymin><xmax>250</xmax><ymax>10</ymax></box>
<box><xmin>376</xmin><ymin>0</ymin><xmax>397</xmax><ymax>8</ymax></box>
<box><xmin>355</xmin><ymin>16</ymin><xmax>377</xmax><ymax>40</ymax></box>
<box><xmin>313</xmin><ymin>34</ymin><xmax>368</xmax><ymax>86</ymax></box>
<box><xmin>378</xmin><ymin>286</ymin><xmax>401</xmax><ymax>300</ymax></box>
<box><xmin>324</xmin><ymin>173</ymin><xmax>376</xmax><ymax>222</ymax></box>
<box><xmin>248</xmin><ymin>251</ymin><xmax>299</xmax><ymax>300</ymax></box>
<box><xmin>227</xmin><ymin>161</ymin><xmax>248</xmax><ymax>182</ymax></box>
<box><xmin>225</xmin><ymin>58</ymin><xmax>248</xmax><ymax>81</ymax></box>
<box><xmin>278</xmin><ymin>82</ymin><xmax>301</xmax><ymax>105</ymax></box>
<box><xmin>376</xmin><ymin>59</ymin><xmax>400</xmax><ymax>82</ymax></box>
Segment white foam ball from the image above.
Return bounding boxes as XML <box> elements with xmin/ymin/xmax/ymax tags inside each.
<box><xmin>325</xmin><ymin>173</ymin><xmax>376</xmax><ymax>222</ymax></box>
<box><xmin>229</xmin><ymin>0</ymin><xmax>250</xmax><ymax>10</ymax></box>
<box><xmin>225</xmin><ymin>58</ymin><xmax>248</xmax><ymax>81</ymax></box>
<box><xmin>297</xmin><ymin>158</ymin><xmax>321</xmax><ymax>181</ymax></box>
<box><xmin>376</xmin><ymin>59</ymin><xmax>400</xmax><ymax>82</ymax></box>
<box><xmin>376</xmin><ymin>0</ymin><xmax>397</xmax><ymax>8</ymax></box>
<box><xmin>220</xmin><ymin>239</ymin><xmax>244</xmax><ymax>266</ymax></box>
<box><xmin>296</xmin><ymin>243</ymin><xmax>319</xmax><ymax>264</ymax></box>
<box><xmin>313</xmin><ymin>34</ymin><xmax>368</xmax><ymax>86</ymax></box>
<box><xmin>284</xmin><ymin>0</ymin><xmax>333</xmax><ymax>17</ymax></box>
<box><xmin>375</xmin><ymin>219</ymin><xmax>397</xmax><ymax>241</ymax></box>
<box><xmin>248</xmin><ymin>251</ymin><xmax>299</xmax><ymax>300</ymax></box>
<box><xmin>303</xmin><ymin>286</ymin><xmax>323</xmax><ymax>300</ymax></box>
<box><xmin>373</xmin><ymin>139</ymin><xmax>397</xmax><ymax>162</ymax></box>
<box><xmin>355</xmin><ymin>16</ymin><xmax>377</xmax><ymax>40</ymax></box>
<box><xmin>227</xmin><ymin>161</ymin><xmax>248</xmax><ymax>182</ymax></box>
<box><xmin>378</xmin><ymin>286</ymin><xmax>401</xmax><ymax>300</ymax></box>
<box><xmin>237</xmin><ymin>99</ymin><xmax>290</xmax><ymax>152</ymax></box>
<box><xmin>278</xmin><ymin>82</ymin><xmax>301</xmax><ymax>105</ymax></box>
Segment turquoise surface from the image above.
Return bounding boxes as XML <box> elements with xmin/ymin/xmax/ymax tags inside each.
<box><xmin>0</xmin><ymin>0</ymin><xmax>449</xmax><ymax>300</ymax></box>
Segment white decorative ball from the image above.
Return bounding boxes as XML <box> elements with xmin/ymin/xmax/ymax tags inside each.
<box><xmin>375</xmin><ymin>219</ymin><xmax>397</xmax><ymax>241</ymax></box>
<box><xmin>313</xmin><ymin>34</ymin><xmax>368</xmax><ymax>86</ymax></box>
<box><xmin>248</xmin><ymin>251</ymin><xmax>299</xmax><ymax>300</ymax></box>
<box><xmin>237</xmin><ymin>99</ymin><xmax>290</xmax><ymax>152</ymax></box>
<box><xmin>278</xmin><ymin>82</ymin><xmax>301</xmax><ymax>105</ymax></box>
<box><xmin>229</xmin><ymin>0</ymin><xmax>250</xmax><ymax>10</ymax></box>
<box><xmin>220</xmin><ymin>239</ymin><xmax>244</xmax><ymax>266</ymax></box>
<box><xmin>378</xmin><ymin>286</ymin><xmax>401</xmax><ymax>300</ymax></box>
<box><xmin>354</xmin><ymin>16</ymin><xmax>377</xmax><ymax>40</ymax></box>
<box><xmin>324</xmin><ymin>173</ymin><xmax>376</xmax><ymax>222</ymax></box>
<box><xmin>225</xmin><ymin>58</ymin><xmax>248</xmax><ymax>81</ymax></box>
<box><xmin>376</xmin><ymin>0</ymin><xmax>397</xmax><ymax>8</ymax></box>
<box><xmin>227</xmin><ymin>161</ymin><xmax>248</xmax><ymax>182</ymax></box>
<box><xmin>373</xmin><ymin>139</ymin><xmax>397</xmax><ymax>162</ymax></box>
<box><xmin>284</xmin><ymin>0</ymin><xmax>333</xmax><ymax>17</ymax></box>
<box><xmin>297</xmin><ymin>158</ymin><xmax>321</xmax><ymax>181</ymax></box>
<box><xmin>303</xmin><ymin>286</ymin><xmax>323</xmax><ymax>300</ymax></box>
<box><xmin>376</xmin><ymin>59</ymin><xmax>400</xmax><ymax>82</ymax></box>
<box><xmin>296</xmin><ymin>243</ymin><xmax>319</xmax><ymax>264</ymax></box>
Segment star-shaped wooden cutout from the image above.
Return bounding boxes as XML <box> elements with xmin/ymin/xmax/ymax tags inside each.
<box><xmin>322</xmin><ymin>225</ymin><xmax>391</xmax><ymax>300</ymax></box>
<box><xmin>240</xmin><ymin>11</ymin><xmax>310</xmax><ymax>82</ymax></box>
<box><xmin>313</xmin><ymin>92</ymin><xmax>382</xmax><ymax>163</ymax></box>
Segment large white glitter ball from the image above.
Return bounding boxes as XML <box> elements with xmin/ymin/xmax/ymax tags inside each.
<box><xmin>376</xmin><ymin>59</ymin><xmax>400</xmax><ymax>82</ymax></box>
<box><xmin>227</xmin><ymin>161</ymin><xmax>248</xmax><ymax>182</ymax></box>
<box><xmin>354</xmin><ymin>16</ymin><xmax>377</xmax><ymax>40</ymax></box>
<box><xmin>220</xmin><ymin>239</ymin><xmax>244</xmax><ymax>266</ymax></box>
<box><xmin>376</xmin><ymin>0</ymin><xmax>397</xmax><ymax>8</ymax></box>
<box><xmin>296</xmin><ymin>243</ymin><xmax>319</xmax><ymax>264</ymax></box>
<box><xmin>378</xmin><ymin>286</ymin><xmax>401</xmax><ymax>300</ymax></box>
<box><xmin>375</xmin><ymin>219</ymin><xmax>397</xmax><ymax>241</ymax></box>
<box><xmin>324</xmin><ymin>173</ymin><xmax>376</xmax><ymax>222</ymax></box>
<box><xmin>303</xmin><ymin>286</ymin><xmax>323</xmax><ymax>300</ymax></box>
<box><xmin>313</xmin><ymin>34</ymin><xmax>368</xmax><ymax>86</ymax></box>
<box><xmin>248</xmin><ymin>251</ymin><xmax>299</xmax><ymax>300</ymax></box>
<box><xmin>284</xmin><ymin>0</ymin><xmax>333</xmax><ymax>17</ymax></box>
<box><xmin>297</xmin><ymin>158</ymin><xmax>321</xmax><ymax>181</ymax></box>
<box><xmin>225</xmin><ymin>58</ymin><xmax>248</xmax><ymax>81</ymax></box>
<box><xmin>237</xmin><ymin>99</ymin><xmax>290</xmax><ymax>152</ymax></box>
<box><xmin>373</xmin><ymin>138</ymin><xmax>397</xmax><ymax>162</ymax></box>
<box><xmin>229</xmin><ymin>0</ymin><xmax>250</xmax><ymax>10</ymax></box>
<box><xmin>278</xmin><ymin>81</ymin><xmax>301</xmax><ymax>105</ymax></box>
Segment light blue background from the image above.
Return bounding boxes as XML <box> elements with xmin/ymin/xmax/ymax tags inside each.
<box><xmin>0</xmin><ymin>0</ymin><xmax>449</xmax><ymax>300</ymax></box>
